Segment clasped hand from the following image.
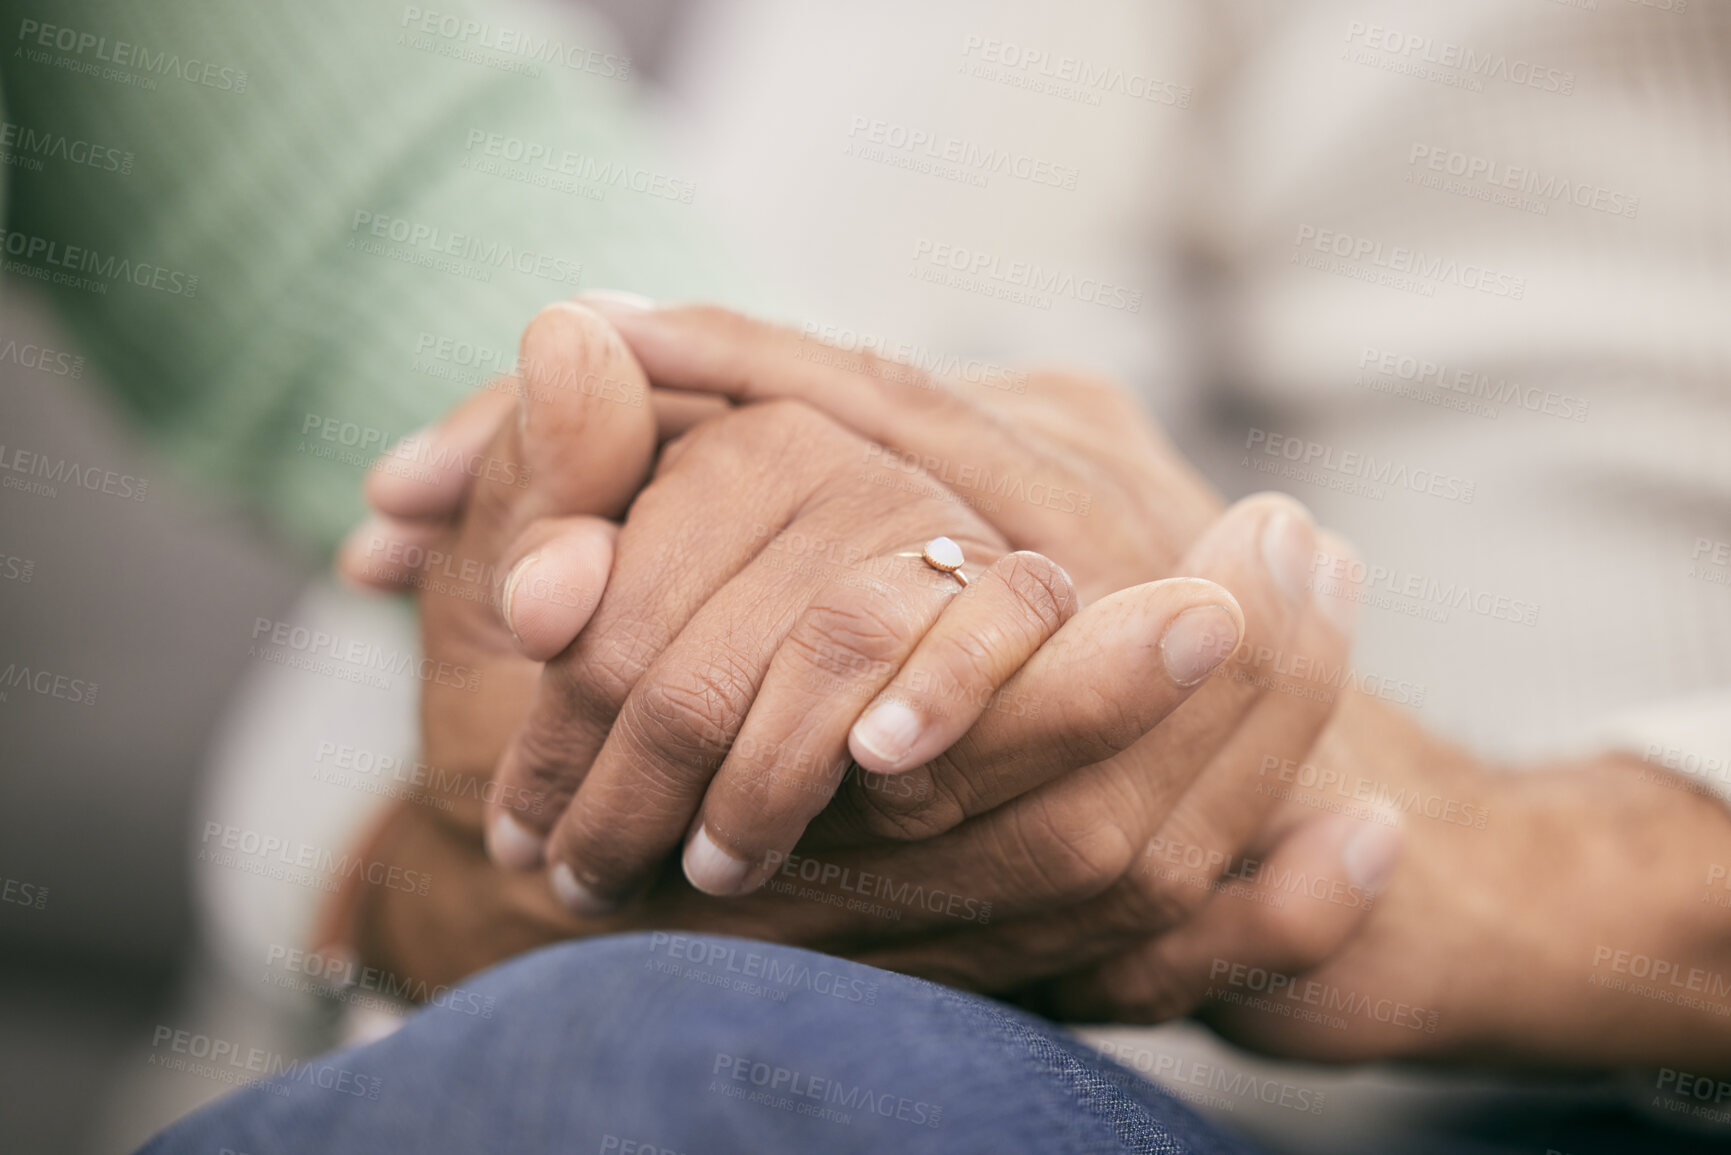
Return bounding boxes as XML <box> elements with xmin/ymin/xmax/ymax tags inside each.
<box><xmin>336</xmin><ymin>299</ymin><xmax>1384</xmax><ymax>1024</ymax></box>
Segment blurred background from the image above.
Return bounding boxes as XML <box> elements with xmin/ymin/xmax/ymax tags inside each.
<box><xmin>3</xmin><ymin>1</ymin><xmax>1729</xmax><ymax>1152</ymax></box>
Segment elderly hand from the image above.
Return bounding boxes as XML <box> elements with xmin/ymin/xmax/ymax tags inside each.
<box><xmin>336</xmin><ymin>300</ymin><xmax>1377</xmax><ymax>1031</ymax></box>
<box><xmin>567</xmin><ymin>302</ymin><xmax>1731</xmax><ymax>1073</ymax></box>
<box><xmin>352</xmin><ymin>302</ymin><xmax>1262</xmax><ymax>917</ymax></box>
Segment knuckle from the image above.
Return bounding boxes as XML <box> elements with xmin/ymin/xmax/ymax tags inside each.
<box><xmin>1001</xmin><ymin>795</ymin><xmax>1136</xmax><ymax>901</ymax></box>
<box><xmin>1115</xmin><ymin>869</ymin><xmax>1208</xmax><ymax>937</ymax></box>
<box><xmin>649</xmin><ymin>428</ymin><xmax>701</xmax><ymax>478</ymax></box>
<box><xmin>736</xmin><ymin>397</ymin><xmax>833</xmax><ymax>447</ymax></box>
<box><xmin>622</xmin><ymin>656</ymin><xmax>756</xmax><ymax>771</ymax></box>
<box><xmin>922</xmin><ymin>629</ymin><xmax>1000</xmax><ymax>706</ymax></box>
<box><xmin>1118</xmin><ymin>813</ymin><xmax>1233</xmax><ymax>933</ymax></box>
<box><xmin>666</xmin><ymin>399</ymin><xmax>844</xmax><ymax>485</ymax></box>
<box><xmin>784</xmin><ymin>585</ymin><xmax>919</xmax><ymax>682</ymax></box>
<box><xmin>854</xmin><ymin>771</ymin><xmax>967</xmax><ymax>841</ymax></box>
<box><xmin>560</xmin><ymin>625</ymin><xmax>654</xmax><ymax>718</ymax></box>
<box><xmin>994</xmin><ymin>552</ymin><xmax>1078</xmax><ymax>635</ymax></box>
<box><xmin>507</xmin><ymin>719</ymin><xmax>584</xmax><ymax>816</ymax></box>
<box><xmin>656</xmin><ymin>412</ymin><xmax>749</xmax><ymax>477</ymax></box>
<box><xmin>1046</xmin><ymin>689</ymin><xmax>1148</xmax><ymax>769</ymax></box>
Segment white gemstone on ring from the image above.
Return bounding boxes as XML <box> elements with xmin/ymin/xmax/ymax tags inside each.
<box><xmin>922</xmin><ymin>536</ymin><xmax>965</xmax><ymax>573</ymax></box>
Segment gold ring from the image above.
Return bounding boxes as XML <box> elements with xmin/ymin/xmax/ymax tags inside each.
<box><xmin>900</xmin><ymin>536</ymin><xmax>969</xmax><ymax>588</ymax></box>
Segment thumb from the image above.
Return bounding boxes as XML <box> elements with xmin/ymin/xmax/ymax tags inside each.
<box><xmin>337</xmin><ymin>300</ymin><xmax>656</xmax><ymax>586</ymax></box>
<box><xmin>418</xmin><ymin>303</ymin><xmax>657</xmax><ymax>819</ymax></box>
<box><xmin>455</xmin><ymin>301</ymin><xmax>656</xmax><ymax>558</ymax></box>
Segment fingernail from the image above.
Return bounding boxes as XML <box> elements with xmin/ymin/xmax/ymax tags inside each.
<box><xmin>550</xmin><ymin>862</ymin><xmax>616</xmax><ymax>916</ymax></box>
<box><xmin>500</xmin><ymin>554</ymin><xmax>540</xmax><ymax>646</ymax></box>
<box><xmin>578</xmin><ymin>289</ymin><xmax>655</xmax><ymax>316</ymax></box>
<box><xmin>1160</xmin><ymin>604</ymin><xmax>1240</xmax><ymax>686</ymax></box>
<box><xmin>851</xmin><ymin>700</ymin><xmax>922</xmax><ymax>768</ymax></box>
<box><xmin>1340</xmin><ymin>816</ymin><xmax>1403</xmax><ymax>892</ymax></box>
<box><xmin>1260</xmin><ymin>508</ymin><xmax>1314</xmax><ymax>606</ymax></box>
<box><xmin>683</xmin><ymin>827</ymin><xmax>753</xmax><ymax>896</ymax></box>
<box><xmin>486</xmin><ymin>811</ymin><xmax>544</xmax><ymax>870</ymax></box>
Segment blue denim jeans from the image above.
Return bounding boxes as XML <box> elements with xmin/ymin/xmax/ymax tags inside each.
<box><xmin>139</xmin><ymin>932</ymin><xmax>1263</xmax><ymax>1154</ymax></box>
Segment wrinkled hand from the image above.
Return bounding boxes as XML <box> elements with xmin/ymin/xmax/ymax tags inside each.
<box><xmin>337</xmin><ymin>301</ymin><xmax>1381</xmax><ymax>1028</ymax></box>
<box><xmin>569</xmin><ymin>304</ymin><xmax>1731</xmax><ymax>1075</ymax></box>
<box><xmin>561</xmin><ymin>305</ymin><xmax>1393</xmax><ymax>1003</ymax></box>
<box><xmin>350</xmin><ymin>303</ymin><xmax>1256</xmax><ymax>917</ymax></box>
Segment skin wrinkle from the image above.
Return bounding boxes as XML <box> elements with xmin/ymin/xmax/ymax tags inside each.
<box><xmin>348</xmin><ymin>304</ymin><xmax>1731</xmax><ymax>1072</ymax></box>
<box><xmin>398</xmin><ymin>316</ymin><xmax>1280</xmax><ymax>955</ymax></box>
<box><xmin>523</xmin><ymin>402</ymin><xmax>1019</xmax><ymax>898</ymax></box>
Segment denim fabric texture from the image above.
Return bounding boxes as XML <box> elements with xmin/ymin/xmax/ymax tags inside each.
<box><xmin>138</xmin><ymin>932</ymin><xmax>1265</xmax><ymax>1155</ymax></box>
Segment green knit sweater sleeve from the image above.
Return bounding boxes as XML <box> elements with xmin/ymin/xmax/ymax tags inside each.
<box><xmin>0</xmin><ymin>0</ymin><xmax>743</xmax><ymax>550</ymax></box>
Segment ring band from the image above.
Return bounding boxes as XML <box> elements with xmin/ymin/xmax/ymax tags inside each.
<box><xmin>901</xmin><ymin>536</ymin><xmax>969</xmax><ymax>588</ymax></box>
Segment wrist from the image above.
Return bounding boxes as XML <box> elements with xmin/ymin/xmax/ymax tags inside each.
<box><xmin>1486</xmin><ymin>756</ymin><xmax>1731</xmax><ymax>1069</ymax></box>
<box><xmin>1345</xmin><ymin>727</ymin><xmax>1731</xmax><ymax>1068</ymax></box>
<box><xmin>1246</xmin><ymin>696</ymin><xmax>1731</xmax><ymax>1069</ymax></box>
